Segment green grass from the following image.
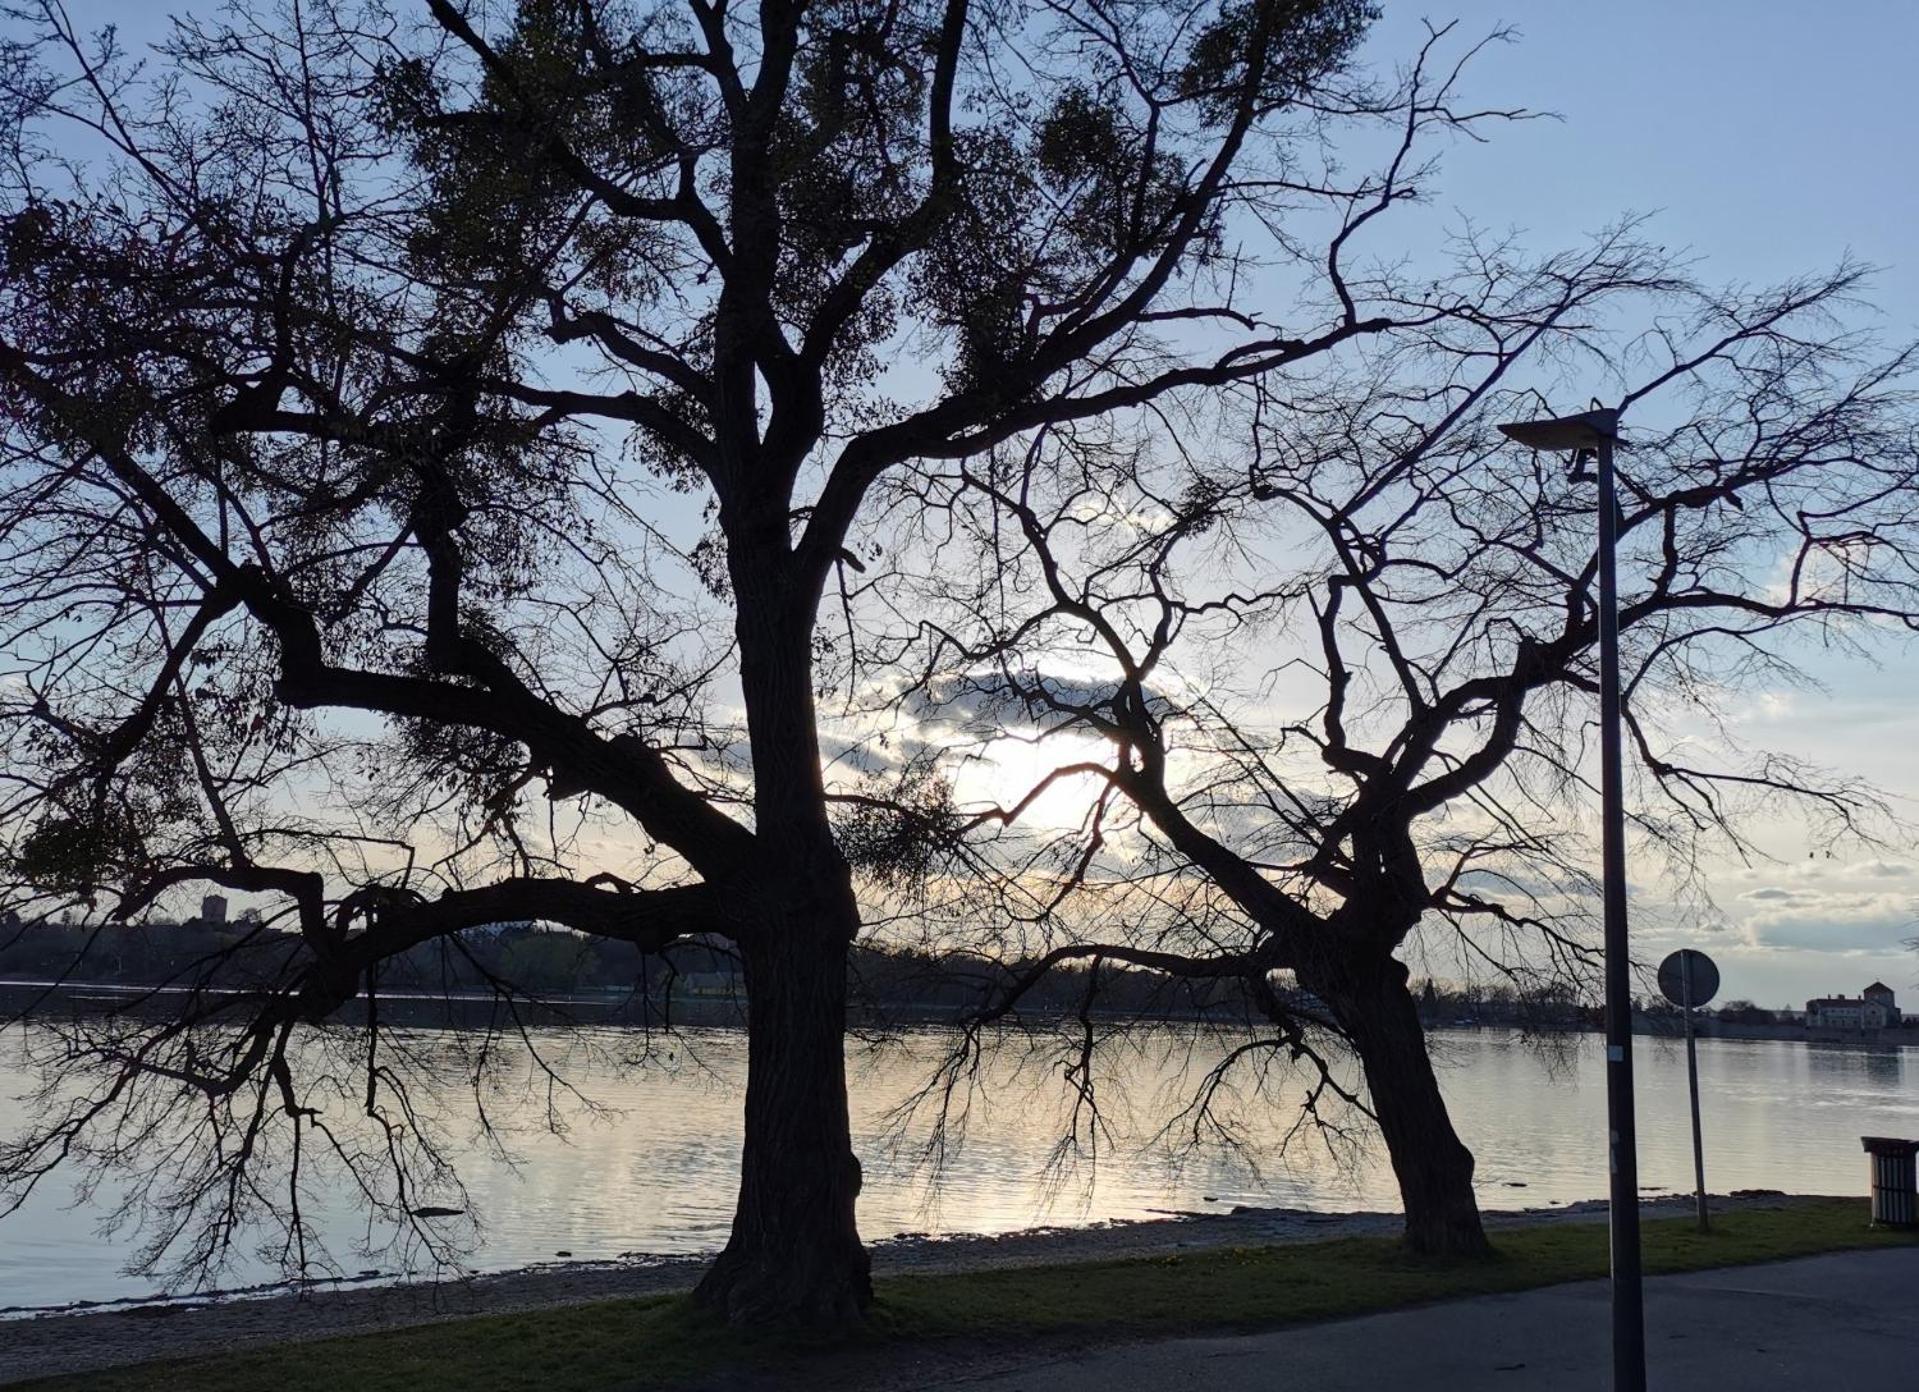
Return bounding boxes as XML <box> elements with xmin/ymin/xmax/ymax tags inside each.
<box><xmin>27</xmin><ymin>1198</ymin><xmax>1916</xmax><ymax>1392</ymax></box>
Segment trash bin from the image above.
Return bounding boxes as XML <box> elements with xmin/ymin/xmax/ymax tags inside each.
<box><xmin>1861</xmin><ymin>1137</ymin><xmax>1919</xmax><ymax>1227</ymax></box>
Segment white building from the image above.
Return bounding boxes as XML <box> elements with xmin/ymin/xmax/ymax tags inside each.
<box><xmin>1805</xmin><ymin>981</ymin><xmax>1900</xmax><ymax>1031</ymax></box>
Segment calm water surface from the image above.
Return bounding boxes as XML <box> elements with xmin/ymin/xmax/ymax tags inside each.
<box><xmin>0</xmin><ymin>1025</ymin><xmax>1910</xmax><ymax>1309</ymax></box>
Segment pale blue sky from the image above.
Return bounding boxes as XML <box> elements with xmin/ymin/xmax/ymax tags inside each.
<box><xmin>1365</xmin><ymin>2</ymin><xmax>1919</xmax><ymax>331</ymax></box>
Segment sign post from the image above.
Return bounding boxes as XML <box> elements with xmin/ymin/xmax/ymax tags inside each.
<box><xmin>1657</xmin><ymin>949</ymin><xmax>1720</xmax><ymax>1232</ymax></box>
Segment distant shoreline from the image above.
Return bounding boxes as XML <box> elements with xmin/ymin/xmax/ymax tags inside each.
<box><xmin>1</xmin><ymin>976</ymin><xmax>1914</xmax><ymax>1050</ymax></box>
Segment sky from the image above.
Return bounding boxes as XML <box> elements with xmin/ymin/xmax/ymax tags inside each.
<box><xmin>960</xmin><ymin>2</ymin><xmax>1919</xmax><ymax>1011</ymax></box>
<box><xmin>1346</xmin><ymin>2</ymin><xmax>1919</xmax><ymax>1007</ymax></box>
<box><xmin>40</xmin><ymin>0</ymin><xmax>1919</xmax><ymax>1008</ymax></box>
<box><xmin>907</xmin><ymin>2</ymin><xmax>1919</xmax><ymax>1009</ymax></box>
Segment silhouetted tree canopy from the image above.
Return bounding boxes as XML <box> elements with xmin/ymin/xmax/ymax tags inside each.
<box><xmin>0</xmin><ymin>0</ymin><xmax>1465</xmax><ymax>1324</ymax></box>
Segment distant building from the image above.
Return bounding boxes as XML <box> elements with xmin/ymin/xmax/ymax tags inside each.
<box><xmin>1805</xmin><ymin>982</ymin><xmax>1900</xmax><ymax>1031</ymax></box>
<box><xmin>199</xmin><ymin>894</ymin><xmax>228</xmax><ymax>925</ymax></box>
<box><xmin>676</xmin><ymin>971</ymin><xmax>742</xmax><ymax>999</ymax></box>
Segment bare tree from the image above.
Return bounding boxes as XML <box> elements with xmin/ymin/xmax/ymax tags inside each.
<box><xmin>0</xmin><ymin>0</ymin><xmax>1492</xmax><ymax>1322</ymax></box>
<box><xmin>886</xmin><ymin>243</ymin><xmax>1919</xmax><ymax>1253</ymax></box>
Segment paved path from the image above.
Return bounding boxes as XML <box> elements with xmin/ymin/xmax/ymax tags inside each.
<box><xmin>948</xmin><ymin>1248</ymin><xmax>1919</xmax><ymax>1391</ymax></box>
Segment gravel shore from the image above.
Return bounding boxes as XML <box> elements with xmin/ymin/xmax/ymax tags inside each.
<box><xmin>0</xmin><ymin>1190</ymin><xmax>1803</xmax><ymax>1386</ymax></box>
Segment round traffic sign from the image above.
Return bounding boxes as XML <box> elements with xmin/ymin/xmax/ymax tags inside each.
<box><xmin>1658</xmin><ymin>948</ymin><xmax>1720</xmax><ymax>1009</ymax></box>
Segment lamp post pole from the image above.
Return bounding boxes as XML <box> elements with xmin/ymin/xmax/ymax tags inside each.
<box><xmin>1592</xmin><ymin>425</ymin><xmax>1646</xmax><ymax>1392</ymax></box>
<box><xmin>1499</xmin><ymin>407</ymin><xmax>1644</xmax><ymax>1392</ymax></box>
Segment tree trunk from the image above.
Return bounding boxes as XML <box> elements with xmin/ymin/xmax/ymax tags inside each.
<box><xmin>703</xmin><ymin>527</ymin><xmax>872</xmax><ymax>1324</ymax></box>
<box><xmin>692</xmin><ymin>920</ymin><xmax>872</xmax><ymax>1325</ymax></box>
<box><xmin>1313</xmin><ymin>957</ymin><xmax>1490</xmax><ymax>1258</ymax></box>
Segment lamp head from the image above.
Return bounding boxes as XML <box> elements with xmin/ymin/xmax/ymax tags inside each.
<box><xmin>1497</xmin><ymin>407</ymin><xmax>1620</xmax><ymax>452</ymax></box>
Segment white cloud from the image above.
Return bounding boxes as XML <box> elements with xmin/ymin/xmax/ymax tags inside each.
<box><xmin>1738</xmin><ymin>891</ymin><xmax>1919</xmax><ymax>954</ymax></box>
<box><xmin>1855</xmin><ymin>860</ymin><xmax>1914</xmax><ymax>880</ymax></box>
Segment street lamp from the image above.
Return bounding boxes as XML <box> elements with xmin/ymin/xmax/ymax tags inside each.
<box><xmin>1498</xmin><ymin>406</ymin><xmax>1644</xmax><ymax>1392</ymax></box>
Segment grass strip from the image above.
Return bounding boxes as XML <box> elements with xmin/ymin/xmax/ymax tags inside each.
<box><xmin>25</xmin><ymin>1198</ymin><xmax>1914</xmax><ymax>1392</ymax></box>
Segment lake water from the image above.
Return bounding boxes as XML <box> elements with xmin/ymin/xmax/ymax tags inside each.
<box><xmin>0</xmin><ymin>1024</ymin><xmax>1910</xmax><ymax>1310</ymax></box>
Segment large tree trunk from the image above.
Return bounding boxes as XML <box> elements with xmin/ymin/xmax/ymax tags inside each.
<box><xmin>693</xmin><ymin>922</ymin><xmax>872</xmax><ymax>1324</ymax></box>
<box><xmin>1312</xmin><ymin>956</ymin><xmax>1490</xmax><ymax>1258</ymax></box>
<box><xmin>698</xmin><ymin>511</ymin><xmax>875</xmax><ymax>1325</ymax></box>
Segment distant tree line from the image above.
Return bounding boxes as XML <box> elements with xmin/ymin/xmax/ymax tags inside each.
<box><xmin>0</xmin><ymin>913</ymin><xmax>1265</xmax><ymax>1021</ymax></box>
<box><xmin>0</xmin><ymin>915</ymin><xmax>1847</xmax><ymax>1038</ymax></box>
